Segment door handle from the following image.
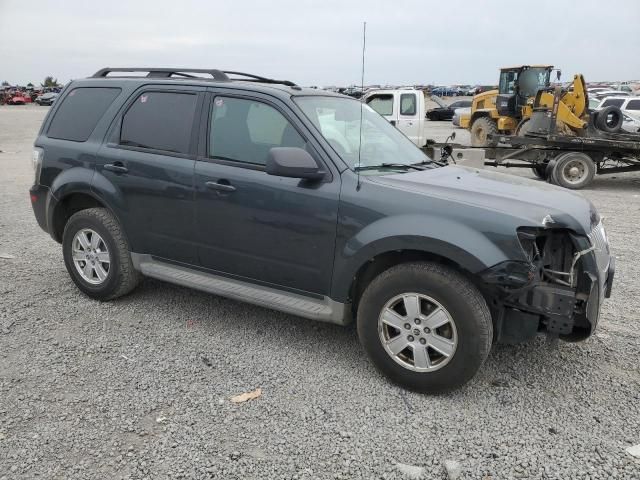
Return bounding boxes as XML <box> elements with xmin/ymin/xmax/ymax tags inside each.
<box><xmin>104</xmin><ymin>162</ymin><xmax>128</xmax><ymax>174</ymax></box>
<box><xmin>206</xmin><ymin>180</ymin><xmax>236</xmax><ymax>193</ymax></box>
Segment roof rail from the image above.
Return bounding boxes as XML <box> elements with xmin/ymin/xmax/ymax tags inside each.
<box><xmin>91</xmin><ymin>68</ymin><xmax>298</xmax><ymax>88</ymax></box>
<box><xmin>91</xmin><ymin>68</ymin><xmax>230</xmax><ymax>81</ymax></box>
<box><xmin>223</xmin><ymin>71</ymin><xmax>297</xmax><ymax>87</ymax></box>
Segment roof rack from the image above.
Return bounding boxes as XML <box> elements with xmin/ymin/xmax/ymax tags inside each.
<box><xmin>91</xmin><ymin>68</ymin><xmax>298</xmax><ymax>87</ymax></box>
<box><xmin>92</xmin><ymin>68</ymin><xmax>230</xmax><ymax>81</ymax></box>
<box><xmin>223</xmin><ymin>71</ymin><xmax>297</xmax><ymax>87</ymax></box>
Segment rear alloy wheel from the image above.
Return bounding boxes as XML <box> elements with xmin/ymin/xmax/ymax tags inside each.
<box><xmin>71</xmin><ymin>228</ymin><xmax>111</xmax><ymax>285</ymax></box>
<box><xmin>357</xmin><ymin>262</ymin><xmax>492</xmax><ymax>393</ymax></box>
<box><xmin>62</xmin><ymin>208</ymin><xmax>140</xmax><ymax>300</ymax></box>
<box><xmin>552</xmin><ymin>152</ymin><xmax>596</xmax><ymax>189</ymax></box>
<box><xmin>470</xmin><ymin>117</ymin><xmax>498</xmax><ymax>147</ymax></box>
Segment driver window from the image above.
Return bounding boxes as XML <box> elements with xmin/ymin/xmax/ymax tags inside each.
<box><xmin>366</xmin><ymin>94</ymin><xmax>394</xmax><ymax>116</ymax></box>
<box><xmin>209</xmin><ymin>96</ymin><xmax>306</xmax><ymax>166</ymax></box>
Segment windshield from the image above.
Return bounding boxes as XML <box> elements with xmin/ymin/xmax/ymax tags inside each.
<box><xmin>294</xmin><ymin>96</ymin><xmax>429</xmax><ymax>170</ymax></box>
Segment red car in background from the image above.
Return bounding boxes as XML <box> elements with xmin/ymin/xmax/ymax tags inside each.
<box><xmin>8</xmin><ymin>93</ymin><xmax>28</xmax><ymax>105</ymax></box>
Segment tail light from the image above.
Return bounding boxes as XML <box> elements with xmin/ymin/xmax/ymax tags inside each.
<box><xmin>32</xmin><ymin>147</ymin><xmax>43</xmax><ymax>185</ymax></box>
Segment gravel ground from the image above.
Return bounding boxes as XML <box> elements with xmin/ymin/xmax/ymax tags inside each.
<box><xmin>1</xmin><ymin>105</ymin><xmax>639</xmax><ymax>479</ymax></box>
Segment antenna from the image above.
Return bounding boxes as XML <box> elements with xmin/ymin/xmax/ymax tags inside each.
<box><xmin>356</xmin><ymin>21</ymin><xmax>366</xmax><ymax>191</ymax></box>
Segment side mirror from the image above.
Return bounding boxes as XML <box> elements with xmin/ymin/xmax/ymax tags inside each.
<box><xmin>450</xmin><ymin>131</ymin><xmax>456</xmax><ymax>140</ymax></box>
<box><xmin>266</xmin><ymin>147</ymin><xmax>324</xmax><ymax>180</ymax></box>
<box><xmin>556</xmin><ymin>70</ymin><xmax>561</xmax><ymax>81</ymax></box>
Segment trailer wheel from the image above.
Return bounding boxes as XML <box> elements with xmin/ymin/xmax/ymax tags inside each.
<box><xmin>470</xmin><ymin>117</ymin><xmax>498</xmax><ymax>147</ymax></box>
<box><xmin>595</xmin><ymin>106</ymin><xmax>623</xmax><ymax>133</ymax></box>
<box><xmin>552</xmin><ymin>152</ymin><xmax>596</xmax><ymax>189</ymax></box>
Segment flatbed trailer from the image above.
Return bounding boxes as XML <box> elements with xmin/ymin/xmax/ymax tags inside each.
<box><xmin>423</xmin><ymin>131</ymin><xmax>640</xmax><ymax>189</ymax></box>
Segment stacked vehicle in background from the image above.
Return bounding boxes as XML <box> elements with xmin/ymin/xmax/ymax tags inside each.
<box><xmin>453</xmin><ymin>65</ymin><xmax>640</xmax><ymax>189</ymax></box>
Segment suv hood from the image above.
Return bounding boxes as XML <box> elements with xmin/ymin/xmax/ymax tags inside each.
<box><xmin>370</xmin><ymin>165</ymin><xmax>597</xmax><ymax>234</ymax></box>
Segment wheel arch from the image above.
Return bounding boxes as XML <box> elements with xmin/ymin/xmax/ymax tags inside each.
<box><xmin>50</xmin><ymin>190</ymin><xmax>115</xmax><ymax>243</ymax></box>
<box><xmin>347</xmin><ymin>248</ymin><xmax>490</xmax><ymax>316</ymax></box>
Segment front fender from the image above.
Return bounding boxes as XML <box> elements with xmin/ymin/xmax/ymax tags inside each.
<box><xmin>331</xmin><ymin>213</ymin><xmax>517</xmax><ymax>302</ymax></box>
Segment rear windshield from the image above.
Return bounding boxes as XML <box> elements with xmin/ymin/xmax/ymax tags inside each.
<box><xmin>47</xmin><ymin>87</ymin><xmax>121</xmax><ymax>142</ymax></box>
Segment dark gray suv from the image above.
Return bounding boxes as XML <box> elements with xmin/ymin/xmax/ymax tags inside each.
<box><xmin>29</xmin><ymin>68</ymin><xmax>614</xmax><ymax>392</ymax></box>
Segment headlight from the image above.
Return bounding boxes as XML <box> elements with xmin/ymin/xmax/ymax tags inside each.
<box><xmin>32</xmin><ymin>147</ymin><xmax>43</xmax><ymax>185</ymax></box>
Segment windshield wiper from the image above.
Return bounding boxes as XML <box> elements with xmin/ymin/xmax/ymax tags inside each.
<box><xmin>412</xmin><ymin>158</ymin><xmax>446</xmax><ymax>167</ymax></box>
<box><xmin>354</xmin><ymin>163</ymin><xmax>427</xmax><ymax>172</ymax></box>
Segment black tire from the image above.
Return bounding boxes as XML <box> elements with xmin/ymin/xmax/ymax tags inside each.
<box><xmin>531</xmin><ymin>164</ymin><xmax>547</xmax><ymax>179</ymax></box>
<box><xmin>470</xmin><ymin>117</ymin><xmax>498</xmax><ymax>147</ymax></box>
<box><xmin>62</xmin><ymin>208</ymin><xmax>140</xmax><ymax>301</ymax></box>
<box><xmin>552</xmin><ymin>152</ymin><xmax>596</xmax><ymax>189</ymax></box>
<box><xmin>357</xmin><ymin>262</ymin><xmax>493</xmax><ymax>393</ymax></box>
<box><xmin>595</xmin><ymin>106</ymin><xmax>623</xmax><ymax>133</ymax></box>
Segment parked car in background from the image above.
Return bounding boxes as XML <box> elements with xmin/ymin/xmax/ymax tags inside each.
<box><xmin>426</xmin><ymin>97</ymin><xmax>472</xmax><ymax>121</ymax></box>
<box><xmin>452</xmin><ymin>107</ymin><xmax>471</xmax><ymax>127</ymax></box>
<box><xmin>597</xmin><ymin>96</ymin><xmax>640</xmax><ymax>120</ymax></box>
<box><xmin>610</xmin><ymin>84</ymin><xmax>634</xmax><ymax>93</ymax></box>
<box><xmin>7</xmin><ymin>93</ymin><xmax>28</xmax><ymax>105</ymax></box>
<box><xmin>592</xmin><ymin>90</ymin><xmax>631</xmax><ymax>101</ymax></box>
<box><xmin>35</xmin><ymin>92</ymin><xmax>58</xmax><ymax>106</ymax></box>
<box><xmin>430</xmin><ymin>86</ymin><xmax>457</xmax><ymax>97</ymax></box>
<box><xmin>621</xmin><ymin>113</ymin><xmax>640</xmax><ymax>133</ymax></box>
<box><xmin>467</xmin><ymin>85</ymin><xmax>497</xmax><ymax>96</ymax></box>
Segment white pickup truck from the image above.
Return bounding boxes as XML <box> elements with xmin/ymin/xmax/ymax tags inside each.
<box><xmin>362</xmin><ymin>88</ymin><xmax>429</xmax><ymax>146</ymax></box>
<box><xmin>361</xmin><ymin>88</ymin><xmax>485</xmax><ymax>165</ymax></box>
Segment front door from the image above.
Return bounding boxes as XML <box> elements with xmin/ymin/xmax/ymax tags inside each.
<box><xmin>193</xmin><ymin>93</ymin><xmax>340</xmax><ymax>295</ymax></box>
<box><xmin>94</xmin><ymin>87</ymin><xmax>204</xmax><ymax>264</ymax></box>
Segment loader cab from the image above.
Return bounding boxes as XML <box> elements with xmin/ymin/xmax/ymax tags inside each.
<box><xmin>496</xmin><ymin>65</ymin><xmax>552</xmax><ymax>118</ymax></box>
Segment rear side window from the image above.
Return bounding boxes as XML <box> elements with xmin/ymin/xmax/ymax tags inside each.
<box><xmin>120</xmin><ymin>91</ymin><xmax>198</xmax><ymax>154</ymax></box>
<box><xmin>626</xmin><ymin>100</ymin><xmax>640</xmax><ymax>110</ymax></box>
<box><xmin>400</xmin><ymin>94</ymin><xmax>417</xmax><ymax>116</ymax></box>
<box><xmin>47</xmin><ymin>87</ymin><xmax>121</xmax><ymax>142</ymax></box>
<box><xmin>601</xmin><ymin>98</ymin><xmax>625</xmax><ymax>108</ymax></box>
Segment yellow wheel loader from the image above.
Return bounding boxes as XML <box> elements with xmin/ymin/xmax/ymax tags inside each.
<box><xmin>460</xmin><ymin>65</ymin><xmax>595</xmax><ymax>147</ymax></box>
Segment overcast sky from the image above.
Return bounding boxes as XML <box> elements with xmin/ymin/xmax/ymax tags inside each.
<box><xmin>1</xmin><ymin>0</ymin><xmax>638</xmax><ymax>87</ymax></box>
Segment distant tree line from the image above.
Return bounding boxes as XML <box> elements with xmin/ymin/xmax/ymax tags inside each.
<box><xmin>1</xmin><ymin>76</ymin><xmax>61</xmax><ymax>88</ymax></box>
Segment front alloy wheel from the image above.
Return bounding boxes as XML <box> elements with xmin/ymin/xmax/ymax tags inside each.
<box><xmin>357</xmin><ymin>262</ymin><xmax>493</xmax><ymax>393</ymax></box>
<box><xmin>379</xmin><ymin>293</ymin><xmax>457</xmax><ymax>372</ymax></box>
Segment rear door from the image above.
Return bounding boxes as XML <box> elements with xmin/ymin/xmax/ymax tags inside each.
<box><xmin>94</xmin><ymin>86</ymin><xmax>205</xmax><ymax>264</ymax></box>
<box><xmin>396</xmin><ymin>92</ymin><xmax>421</xmax><ymax>145</ymax></box>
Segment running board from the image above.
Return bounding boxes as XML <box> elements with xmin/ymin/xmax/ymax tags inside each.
<box><xmin>130</xmin><ymin>254</ymin><xmax>350</xmax><ymax>325</ymax></box>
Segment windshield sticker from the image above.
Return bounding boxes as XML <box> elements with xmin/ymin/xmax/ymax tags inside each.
<box><xmin>215</xmin><ymin>98</ymin><xmax>224</xmax><ymax>107</ymax></box>
<box><xmin>140</xmin><ymin>95</ymin><xmax>148</xmax><ymax>103</ymax></box>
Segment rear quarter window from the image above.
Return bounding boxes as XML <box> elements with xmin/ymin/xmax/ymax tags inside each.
<box><xmin>601</xmin><ymin>98</ymin><xmax>625</xmax><ymax>108</ymax></box>
<box><xmin>47</xmin><ymin>87</ymin><xmax>121</xmax><ymax>142</ymax></box>
<box><xmin>626</xmin><ymin>99</ymin><xmax>640</xmax><ymax>110</ymax></box>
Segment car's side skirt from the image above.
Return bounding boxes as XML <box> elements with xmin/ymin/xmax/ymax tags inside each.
<box><xmin>130</xmin><ymin>253</ymin><xmax>351</xmax><ymax>326</ymax></box>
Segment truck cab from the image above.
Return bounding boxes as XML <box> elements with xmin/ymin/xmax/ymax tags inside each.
<box><xmin>362</xmin><ymin>88</ymin><xmax>427</xmax><ymax>147</ymax></box>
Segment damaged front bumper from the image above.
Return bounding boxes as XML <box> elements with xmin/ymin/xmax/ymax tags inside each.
<box><xmin>481</xmin><ymin>222</ymin><xmax>613</xmax><ymax>343</ymax></box>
